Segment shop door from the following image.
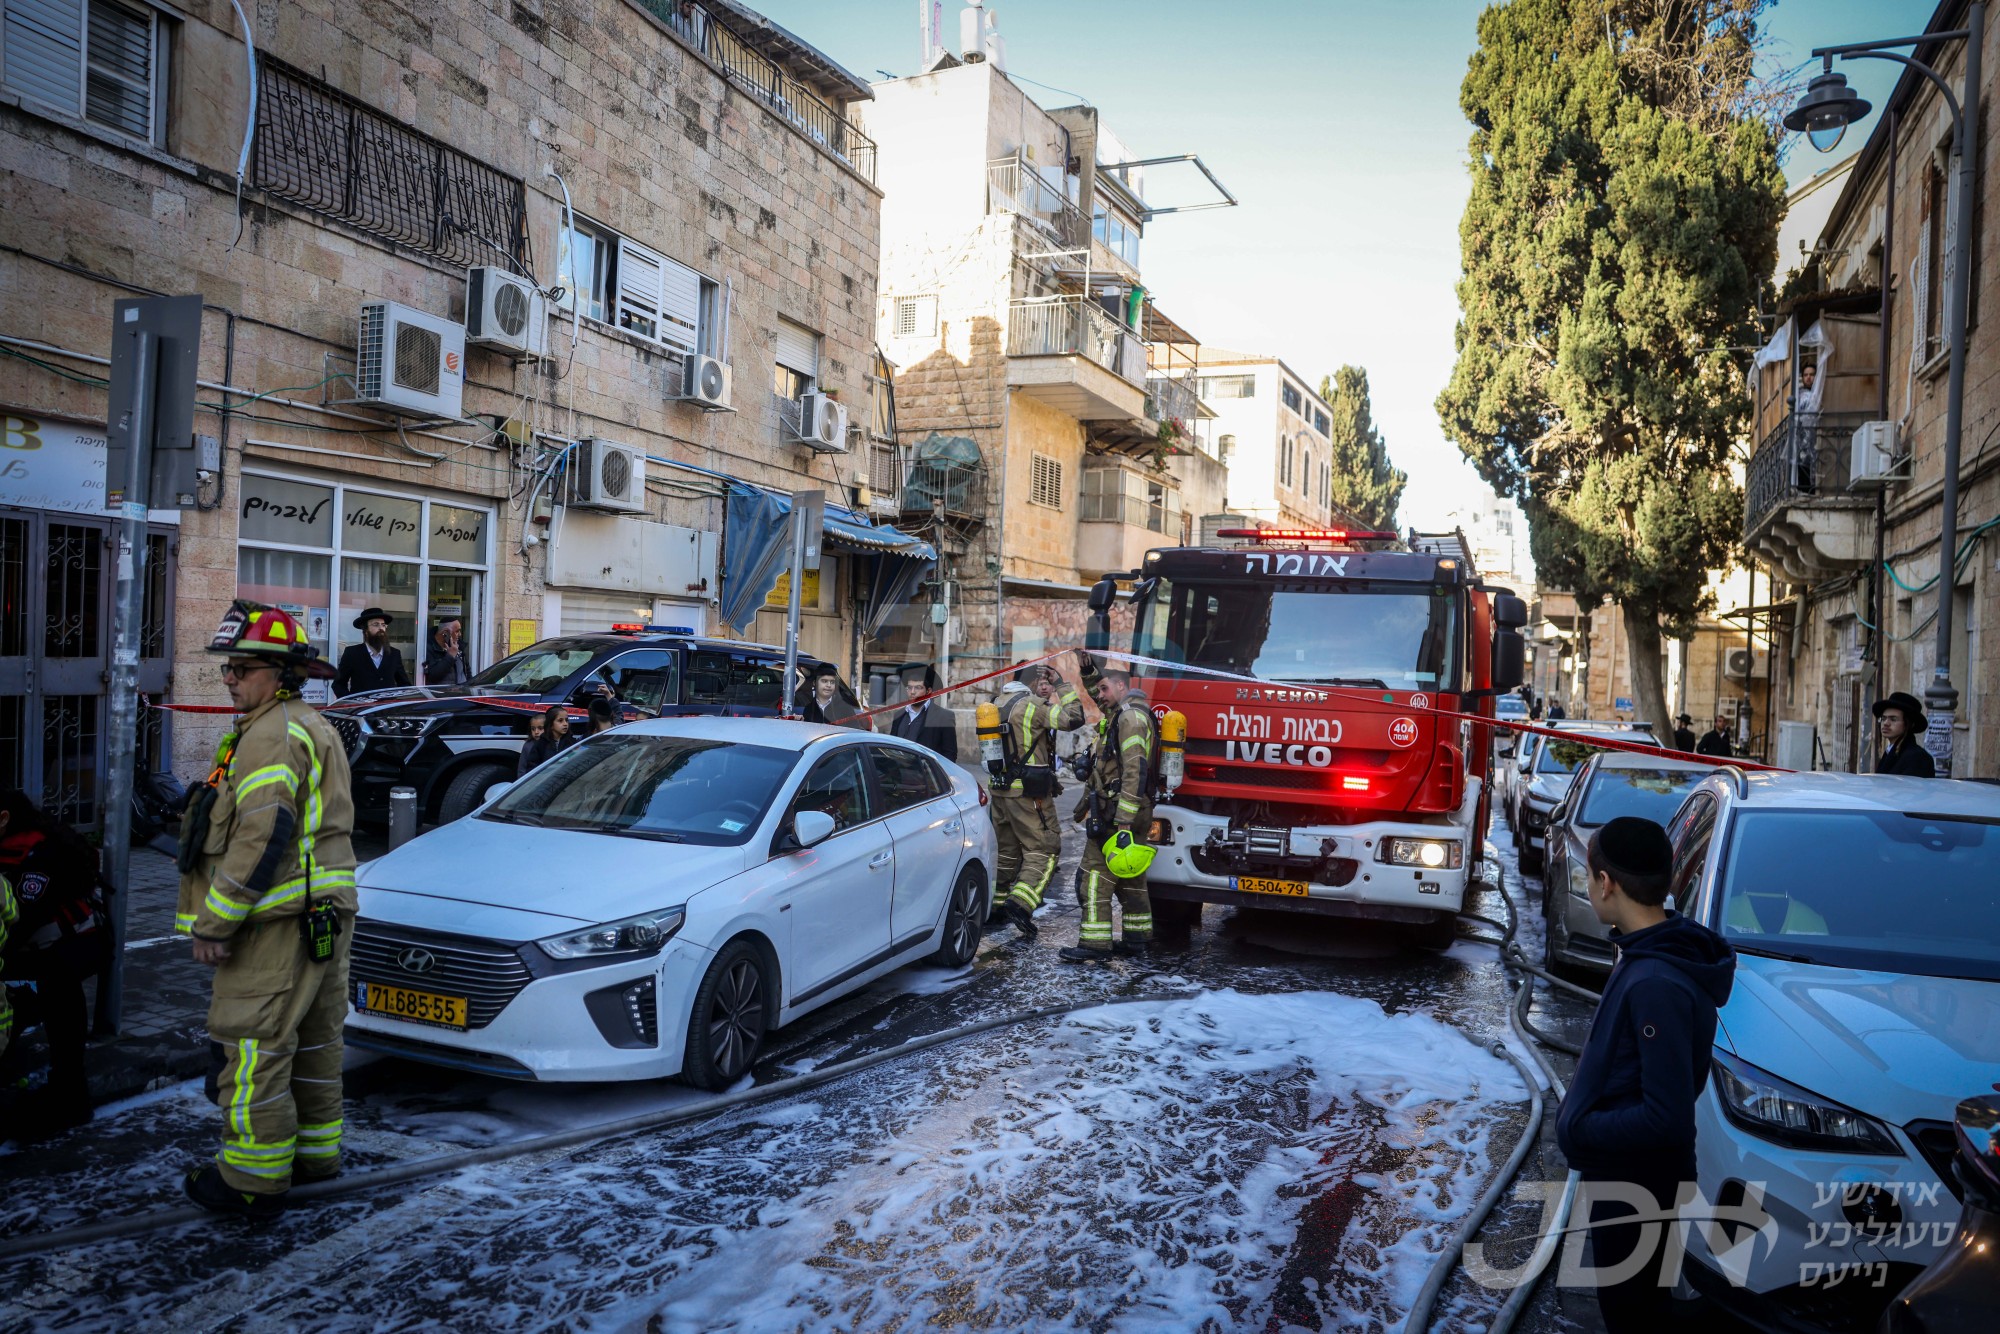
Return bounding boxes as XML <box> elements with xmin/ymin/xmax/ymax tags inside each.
<box><xmin>0</xmin><ymin>511</ymin><xmax>175</xmax><ymax>828</ymax></box>
<box><xmin>426</xmin><ymin>570</ymin><xmax>481</xmax><ymax>676</ymax></box>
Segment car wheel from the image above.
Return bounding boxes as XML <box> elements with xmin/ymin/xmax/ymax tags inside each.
<box><xmin>438</xmin><ymin>762</ymin><xmax>513</xmax><ymax>824</ymax></box>
<box><xmin>681</xmin><ymin>940</ymin><xmax>769</xmax><ymax>1091</ymax></box>
<box><xmin>1406</xmin><ymin>912</ymin><xmax>1459</xmax><ymax>951</ymax></box>
<box><xmin>930</xmin><ymin>866</ymin><xmax>985</xmax><ymax>966</ymax></box>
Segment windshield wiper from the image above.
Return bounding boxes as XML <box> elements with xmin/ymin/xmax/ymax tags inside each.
<box><xmin>1734</xmin><ymin>944</ymin><xmax>1820</xmax><ymax>965</ymax></box>
<box><xmin>482</xmin><ymin>810</ymin><xmax>544</xmax><ymax>827</ymax></box>
<box><xmin>1292</xmin><ymin>676</ymin><xmax>1388</xmax><ymax>689</ymax></box>
<box><xmin>617</xmin><ymin>829</ymin><xmax>687</xmax><ymax>843</ymax></box>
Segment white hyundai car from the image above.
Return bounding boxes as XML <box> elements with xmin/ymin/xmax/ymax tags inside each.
<box><xmin>345</xmin><ymin>718</ymin><xmax>996</xmax><ymax>1088</ymax></box>
<box><xmin>1664</xmin><ymin>770</ymin><xmax>2000</xmax><ymax>1331</ymax></box>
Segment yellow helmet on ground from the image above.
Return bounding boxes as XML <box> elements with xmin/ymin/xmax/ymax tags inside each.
<box><xmin>1102</xmin><ymin>829</ymin><xmax>1155</xmax><ymax>880</ymax></box>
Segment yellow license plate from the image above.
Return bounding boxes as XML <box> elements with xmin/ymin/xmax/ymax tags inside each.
<box><xmin>356</xmin><ymin>981</ymin><xmax>468</xmax><ymax>1030</ymax></box>
<box><xmin>1233</xmin><ymin>876</ymin><xmax>1310</xmax><ymax>897</ymax></box>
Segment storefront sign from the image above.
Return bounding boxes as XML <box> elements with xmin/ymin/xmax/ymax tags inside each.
<box><xmin>345</xmin><ymin>492</ymin><xmax>422</xmax><ymax>557</ymax></box>
<box><xmin>0</xmin><ymin>412</ymin><xmax>179</xmax><ymax>522</ymax></box>
<box><xmin>241</xmin><ymin>474</ymin><xmax>335</xmax><ymax>546</ymax></box>
<box><xmin>509</xmin><ymin>618</ymin><xmax>540</xmax><ymax>654</ymax></box>
<box><xmin>767</xmin><ymin>567</ymin><xmax>821</xmax><ymax>608</ymax></box>
<box><xmin>432</xmin><ymin>503</ymin><xmax>487</xmax><ymax>564</ymax></box>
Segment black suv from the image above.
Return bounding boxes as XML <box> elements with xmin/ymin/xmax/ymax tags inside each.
<box><xmin>322</xmin><ymin>627</ymin><xmax>860</xmax><ymax>824</ymax></box>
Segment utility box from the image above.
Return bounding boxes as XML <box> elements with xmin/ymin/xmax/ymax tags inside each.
<box><xmin>1775</xmin><ymin>720</ymin><xmax>1817</xmax><ymax>772</ymax></box>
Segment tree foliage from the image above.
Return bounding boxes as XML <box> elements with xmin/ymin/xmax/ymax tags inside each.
<box><xmin>1318</xmin><ymin>366</ymin><xmax>1407</xmax><ymax>530</ymax></box>
<box><xmin>1436</xmin><ymin>0</ymin><xmax>1784</xmax><ymax>725</ymax></box>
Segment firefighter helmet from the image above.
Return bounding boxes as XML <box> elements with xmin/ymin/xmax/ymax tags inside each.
<box><xmin>206</xmin><ymin>599</ymin><xmax>335</xmax><ymax>679</ymax></box>
<box><xmin>1101</xmin><ymin>829</ymin><xmax>1156</xmax><ymax>880</ymax></box>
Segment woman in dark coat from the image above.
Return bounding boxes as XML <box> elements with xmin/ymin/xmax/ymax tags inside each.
<box><xmin>517</xmin><ymin>705</ymin><xmax>575</xmax><ymax>776</ymax></box>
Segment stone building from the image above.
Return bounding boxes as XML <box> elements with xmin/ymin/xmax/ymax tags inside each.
<box><xmin>1189</xmin><ymin>349</ymin><xmax>1350</xmax><ymax>532</ymax></box>
<box><xmin>0</xmin><ymin>0</ymin><xmax>930</xmax><ymax>819</ymax></box>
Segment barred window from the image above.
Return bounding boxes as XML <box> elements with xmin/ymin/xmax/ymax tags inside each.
<box><xmin>251</xmin><ymin>57</ymin><xmax>527</xmax><ymax>270</ymax></box>
<box><xmin>1030</xmin><ymin>453</ymin><xmax>1063</xmax><ymax>509</ymax></box>
<box><xmin>893</xmin><ymin>295</ymin><xmax>937</xmax><ymax>338</ymax></box>
<box><xmin>1281</xmin><ymin>382</ymin><xmax>1304</xmax><ymax>413</ymax></box>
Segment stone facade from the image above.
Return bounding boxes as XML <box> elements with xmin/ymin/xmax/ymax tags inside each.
<box><xmin>0</xmin><ymin>0</ymin><xmax>890</xmax><ymax>792</ymax></box>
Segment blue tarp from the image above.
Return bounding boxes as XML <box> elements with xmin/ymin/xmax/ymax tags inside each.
<box><xmin>718</xmin><ymin>484</ymin><xmax>936</xmax><ymax>636</ymax></box>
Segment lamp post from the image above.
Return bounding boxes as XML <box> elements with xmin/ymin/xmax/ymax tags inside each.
<box><xmin>1785</xmin><ymin>5</ymin><xmax>1984</xmax><ymax>777</ymax></box>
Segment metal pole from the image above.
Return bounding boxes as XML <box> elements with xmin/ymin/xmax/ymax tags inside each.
<box><xmin>388</xmin><ymin>786</ymin><xmax>419</xmax><ymax>850</ymax></box>
<box><xmin>1928</xmin><ymin>0</ymin><xmax>1982</xmax><ymax>778</ymax></box>
<box><xmin>100</xmin><ymin>328</ymin><xmax>156</xmax><ymax>1036</ymax></box>
<box><xmin>1874</xmin><ymin>108</ymin><xmax>1896</xmax><ymax>745</ymax></box>
<box><xmin>939</xmin><ymin>576</ymin><xmax>952</xmax><ymax>685</ymax></box>
<box><xmin>782</xmin><ymin>505</ymin><xmax>805</xmax><ymax>719</ymax></box>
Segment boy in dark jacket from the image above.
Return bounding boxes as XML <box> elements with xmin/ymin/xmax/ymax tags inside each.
<box><xmin>1555</xmin><ymin>816</ymin><xmax>1735</xmax><ymax>1333</ymax></box>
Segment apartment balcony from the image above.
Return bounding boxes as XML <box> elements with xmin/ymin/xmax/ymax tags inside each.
<box><xmin>1743</xmin><ymin>410</ymin><xmax>1876</xmax><ymax>581</ymax></box>
<box><xmin>1145</xmin><ymin>372</ymin><xmax>1203</xmax><ymax>431</ymax></box>
<box><xmin>1006</xmin><ymin>296</ymin><xmax>1148</xmax><ymax>422</ymax></box>
<box><xmin>1077</xmin><ymin>484</ymin><xmax>1185</xmax><ymax>578</ymax></box>
<box><xmin>987</xmin><ymin>158</ymin><xmax>1090</xmax><ymax>261</ymax></box>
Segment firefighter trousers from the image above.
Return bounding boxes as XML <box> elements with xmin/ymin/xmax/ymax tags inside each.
<box><xmin>993</xmin><ymin>790</ymin><xmax>1061</xmax><ymax>912</ymax></box>
<box><xmin>1078</xmin><ymin>838</ymin><xmax>1150</xmax><ymax>952</ymax></box>
<box><xmin>205</xmin><ymin>916</ymin><xmax>352</xmax><ymax>1193</ymax></box>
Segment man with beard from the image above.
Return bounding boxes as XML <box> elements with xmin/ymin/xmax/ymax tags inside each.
<box><xmin>332</xmin><ymin>609</ymin><xmax>409</xmax><ymax>698</ymax></box>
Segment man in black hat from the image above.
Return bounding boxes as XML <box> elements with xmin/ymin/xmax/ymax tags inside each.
<box><xmin>1671</xmin><ymin>713</ymin><xmax>1696</xmax><ymax>753</ymax></box>
<box><xmin>887</xmin><ymin>663</ymin><xmax>958</xmax><ymax>762</ymax></box>
<box><xmin>1556</xmin><ymin>816</ymin><xmax>1735</xmax><ymax>1332</ymax></box>
<box><xmin>1872</xmin><ymin>691</ymin><xmax>1936</xmax><ymax>777</ymax></box>
<box><xmin>332</xmin><ymin>608</ymin><xmax>409</xmax><ymax>698</ymax></box>
<box><xmin>1695</xmin><ymin>712</ymin><xmax>1733</xmax><ymax>758</ymax></box>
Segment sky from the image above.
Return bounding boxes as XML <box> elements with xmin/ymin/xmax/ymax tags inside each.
<box><xmin>752</xmin><ymin>0</ymin><xmax>1936</xmax><ymax>533</ymax></box>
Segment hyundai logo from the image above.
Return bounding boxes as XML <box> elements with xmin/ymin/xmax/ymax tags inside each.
<box><xmin>396</xmin><ymin>947</ymin><xmax>437</xmax><ymax>975</ymax></box>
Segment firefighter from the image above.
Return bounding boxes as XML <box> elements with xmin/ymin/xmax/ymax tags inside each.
<box><xmin>1061</xmin><ymin>653</ymin><xmax>1159</xmax><ymax>962</ymax></box>
<box><xmin>988</xmin><ymin>664</ymin><xmax>1086</xmax><ymax>938</ymax></box>
<box><xmin>178</xmin><ymin>600</ymin><xmax>357</xmax><ymax>1220</ymax></box>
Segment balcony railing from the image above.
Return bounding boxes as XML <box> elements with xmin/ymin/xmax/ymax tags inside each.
<box><xmin>1080</xmin><ymin>489</ymin><xmax>1182</xmax><ymax>533</ymax></box>
<box><xmin>1743</xmin><ymin>410</ymin><xmax>1874</xmax><ymax>540</ymax></box>
<box><xmin>1007</xmin><ymin>295</ymin><xmax>1131</xmax><ymax>375</ymax></box>
<box><xmin>643</xmin><ymin>0</ymin><xmax>876</xmax><ymax>181</ymax></box>
<box><xmin>987</xmin><ymin>158</ymin><xmax>1090</xmax><ymax>253</ymax></box>
<box><xmin>1146</xmin><ymin>373</ymin><xmax>1200</xmax><ymax>428</ymax></box>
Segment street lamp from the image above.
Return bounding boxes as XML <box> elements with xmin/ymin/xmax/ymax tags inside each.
<box><xmin>1785</xmin><ymin>5</ymin><xmax>1985</xmax><ymax>777</ymax></box>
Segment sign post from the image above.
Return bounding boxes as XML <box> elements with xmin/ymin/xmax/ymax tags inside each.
<box><xmin>781</xmin><ymin>489</ymin><xmax>824</xmax><ymax>717</ymax></box>
<box><xmin>100</xmin><ymin>296</ymin><xmax>202</xmax><ymax>1034</ymax></box>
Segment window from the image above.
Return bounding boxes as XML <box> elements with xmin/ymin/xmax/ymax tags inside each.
<box><xmin>1302</xmin><ymin>447</ymin><xmax>1313</xmax><ymax>498</ymax></box>
<box><xmin>1198</xmin><ymin>375</ymin><xmax>1255</xmax><ymax>400</ymax></box>
<box><xmin>489</xmin><ymin>736</ymin><xmax>795</xmax><ymax>846</ymax></box>
<box><xmin>1921</xmin><ymin>160</ymin><xmax>1950</xmax><ymax>363</ymax></box>
<box><xmin>1030</xmin><ymin>453</ymin><xmax>1064</xmax><ymax>509</ymax></box>
<box><xmin>774</xmin><ymin>317</ymin><xmax>819</xmax><ymax>401</ymax></box>
<box><xmin>893</xmin><ymin>294</ymin><xmax>937</xmax><ymax>338</ymax></box>
<box><xmin>3</xmin><ymin>0</ymin><xmax>168</xmax><ymax>144</ymax></box>
<box><xmin>1281</xmin><ymin>382</ymin><xmax>1304</xmax><ymax>413</ymax></box>
<box><xmin>1314</xmin><ymin>408</ymin><xmax>1330</xmax><ymax>436</ymax></box>
<box><xmin>869</xmin><ymin>744</ymin><xmax>944</xmax><ymax>813</ymax></box>
<box><xmin>586</xmin><ymin>649</ymin><xmax>680</xmax><ymax>714</ymax></box>
<box><xmin>1280</xmin><ymin>437</ymin><xmax>1293</xmax><ymax>487</ymax></box>
<box><xmin>1320</xmin><ymin>461</ymin><xmax>1331</xmax><ymax>507</ymax></box>
<box><xmin>555</xmin><ymin>219</ymin><xmax>712</xmax><ymax>355</ymax></box>
<box><xmin>1091</xmin><ymin>197</ymin><xmax>1142</xmax><ymax>268</ymax></box>
<box><xmin>684</xmin><ymin>650</ymin><xmax>786</xmax><ymax>709</ymax></box>
<box><xmin>787</xmin><ymin>747</ymin><xmax>872</xmax><ymax>833</ymax></box>
<box><xmin>1217</xmin><ymin>433</ymin><xmax>1236</xmax><ymax>462</ymax></box>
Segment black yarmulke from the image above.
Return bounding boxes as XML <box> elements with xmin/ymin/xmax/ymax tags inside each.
<box><xmin>1596</xmin><ymin>816</ymin><xmax>1672</xmax><ymax>878</ymax></box>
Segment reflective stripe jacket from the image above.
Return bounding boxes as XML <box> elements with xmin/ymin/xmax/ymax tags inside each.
<box><xmin>1085</xmin><ymin>688</ymin><xmax>1156</xmax><ymax>830</ymax></box>
<box><xmin>997</xmin><ymin>680</ymin><xmax>1085</xmax><ymax>778</ymax></box>
<box><xmin>177</xmin><ymin>697</ymin><xmax>358</xmax><ymax>940</ymax></box>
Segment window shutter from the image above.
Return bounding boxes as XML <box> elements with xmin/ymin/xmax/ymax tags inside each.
<box><xmin>657</xmin><ymin>255</ymin><xmax>701</xmax><ymax>353</ymax></box>
<box><xmin>1941</xmin><ymin>159</ymin><xmax>1960</xmax><ymax>346</ymax></box>
<box><xmin>775</xmin><ymin>318</ymin><xmax>819</xmax><ymax>376</ymax></box>
<box><xmin>84</xmin><ymin>0</ymin><xmax>151</xmax><ymax>138</ymax></box>
<box><xmin>615</xmin><ymin>238</ymin><xmax>666</xmax><ymax>344</ymax></box>
<box><xmin>1912</xmin><ymin>219</ymin><xmax>1932</xmax><ymax>369</ymax></box>
<box><xmin>4</xmin><ymin>0</ymin><xmax>84</xmax><ymax>115</ymax></box>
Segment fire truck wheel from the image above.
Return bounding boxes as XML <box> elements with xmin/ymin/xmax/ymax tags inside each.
<box><xmin>1151</xmin><ymin>898</ymin><xmax>1201</xmax><ymax>932</ymax></box>
<box><xmin>1406</xmin><ymin>913</ymin><xmax>1460</xmax><ymax>952</ymax></box>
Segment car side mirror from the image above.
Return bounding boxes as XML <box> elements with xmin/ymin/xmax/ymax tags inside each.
<box><xmin>791</xmin><ymin>809</ymin><xmax>837</xmax><ymax>849</ymax></box>
<box><xmin>1087</xmin><ymin>577</ymin><xmax>1118</xmax><ymax>613</ymax></box>
<box><xmin>483</xmin><ymin>780</ymin><xmax>515</xmax><ymax>805</ymax></box>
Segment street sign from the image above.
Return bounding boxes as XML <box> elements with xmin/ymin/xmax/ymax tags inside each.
<box><xmin>105</xmin><ymin>295</ymin><xmax>202</xmax><ymax>510</ymax></box>
<box><xmin>1614</xmin><ymin>696</ymin><xmax>1633</xmax><ymax>711</ymax></box>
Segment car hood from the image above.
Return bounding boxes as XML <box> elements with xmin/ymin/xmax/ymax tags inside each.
<box><xmin>323</xmin><ymin>686</ymin><xmax>538</xmax><ymax>714</ymax></box>
<box><xmin>355</xmin><ymin>817</ymin><xmax>753</xmax><ymax>936</ymax></box>
<box><xmin>1717</xmin><ymin>954</ymin><xmax>2000</xmax><ymax>1127</ymax></box>
<box><xmin>1525</xmin><ymin>773</ymin><xmax>1571</xmax><ymax>804</ymax></box>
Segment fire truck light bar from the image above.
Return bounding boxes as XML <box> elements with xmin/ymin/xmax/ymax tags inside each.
<box><xmin>1215</xmin><ymin>528</ymin><xmax>1398</xmax><ymax>543</ymax></box>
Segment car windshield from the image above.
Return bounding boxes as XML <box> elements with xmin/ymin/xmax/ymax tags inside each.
<box><xmin>1539</xmin><ymin>737</ymin><xmax>1616</xmax><ymax>774</ymax></box>
<box><xmin>1137</xmin><ymin>579</ymin><xmax>1458</xmax><ymax>688</ymax></box>
<box><xmin>468</xmin><ymin>638</ymin><xmax>613</xmax><ymax>693</ymax></box>
<box><xmin>1496</xmin><ymin>697</ymin><xmax>1529</xmax><ymax>717</ymax></box>
<box><xmin>1578</xmin><ymin>767</ymin><xmax>1703</xmax><ymax>826</ymax></box>
<box><xmin>1716</xmin><ymin>809</ymin><xmax>2000</xmax><ymax>981</ymax></box>
<box><xmin>483</xmin><ymin>735</ymin><xmax>796</xmax><ymax>845</ymax></box>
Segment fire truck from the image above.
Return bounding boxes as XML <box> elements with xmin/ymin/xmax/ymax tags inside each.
<box><xmin>1084</xmin><ymin>527</ymin><xmax>1527</xmax><ymax>948</ymax></box>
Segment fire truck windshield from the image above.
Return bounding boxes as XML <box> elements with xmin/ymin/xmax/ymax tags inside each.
<box><xmin>1135</xmin><ymin>579</ymin><xmax>1458</xmax><ymax>689</ymax></box>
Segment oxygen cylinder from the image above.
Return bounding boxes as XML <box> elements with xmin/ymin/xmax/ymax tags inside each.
<box><xmin>976</xmin><ymin>700</ymin><xmax>1006</xmax><ymax>779</ymax></box>
<box><xmin>1160</xmin><ymin>709</ymin><xmax>1187</xmax><ymax>793</ymax></box>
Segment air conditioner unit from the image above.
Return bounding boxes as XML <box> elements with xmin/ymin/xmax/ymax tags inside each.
<box><xmin>1724</xmin><ymin>647</ymin><xmax>1770</xmax><ymax>679</ymax></box>
<box><xmin>1849</xmin><ymin>420</ymin><xmax>1905</xmax><ymax>487</ymax></box>
<box><xmin>566</xmin><ymin>437</ymin><xmax>647</xmax><ymax>514</ymax></box>
<box><xmin>355</xmin><ymin>302</ymin><xmax>464</xmax><ymax>418</ymax></box>
<box><xmin>464</xmin><ymin>266</ymin><xmax>547</xmax><ymax>357</ymax></box>
<box><xmin>795</xmin><ymin>391</ymin><xmax>850</xmax><ymax>452</ymax></box>
<box><xmin>676</xmin><ymin>352</ymin><xmax>734</xmax><ymax>411</ymax></box>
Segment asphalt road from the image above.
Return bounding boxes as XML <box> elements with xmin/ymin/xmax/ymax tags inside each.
<box><xmin>1</xmin><ymin>811</ymin><xmax>1614</xmax><ymax>1334</ymax></box>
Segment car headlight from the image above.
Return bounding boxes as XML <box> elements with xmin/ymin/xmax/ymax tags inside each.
<box><xmin>1379</xmin><ymin>837</ymin><xmax>1461</xmax><ymax>869</ymax></box>
<box><xmin>364</xmin><ymin>713</ymin><xmax>442</xmax><ymax>737</ymax></box>
<box><xmin>1711</xmin><ymin>1051</ymin><xmax>1899</xmax><ymax>1154</ymax></box>
<box><xmin>537</xmin><ymin>907</ymin><xmax>685</xmax><ymax>961</ymax></box>
<box><xmin>1567</xmin><ymin>857</ymin><xmax>1592</xmax><ymax>900</ymax></box>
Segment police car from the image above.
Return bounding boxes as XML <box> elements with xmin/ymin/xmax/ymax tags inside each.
<box><xmin>321</xmin><ymin>626</ymin><xmax>863</xmax><ymax>825</ymax></box>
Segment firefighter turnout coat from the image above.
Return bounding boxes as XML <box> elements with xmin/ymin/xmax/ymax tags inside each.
<box><xmin>1075</xmin><ymin>664</ymin><xmax>1159</xmax><ymax>950</ymax></box>
<box><xmin>992</xmin><ymin>678</ymin><xmax>1085</xmax><ymax>913</ymax></box>
<box><xmin>177</xmin><ymin>696</ymin><xmax>358</xmax><ymax>1193</ymax></box>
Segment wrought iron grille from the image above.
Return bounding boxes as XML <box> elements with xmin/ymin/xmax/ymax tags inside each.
<box><xmin>1743</xmin><ymin>410</ymin><xmax>1873</xmax><ymax>541</ymax></box>
<box><xmin>44</xmin><ymin>523</ymin><xmax>101</xmax><ymax>658</ymax></box>
<box><xmin>252</xmin><ymin>58</ymin><xmax>528</xmax><ymax>270</ymax></box>
<box><xmin>41</xmin><ymin>694</ymin><xmax>100</xmax><ymax>828</ymax></box>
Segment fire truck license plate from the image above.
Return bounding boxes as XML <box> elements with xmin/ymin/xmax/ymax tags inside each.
<box><xmin>1232</xmin><ymin>875</ymin><xmax>1309</xmax><ymax>897</ymax></box>
<box><xmin>356</xmin><ymin>982</ymin><xmax>468</xmax><ymax>1030</ymax></box>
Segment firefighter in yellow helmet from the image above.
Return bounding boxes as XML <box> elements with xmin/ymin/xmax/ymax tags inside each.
<box><xmin>1061</xmin><ymin>652</ymin><xmax>1160</xmax><ymax>962</ymax></box>
<box><xmin>178</xmin><ymin>600</ymin><xmax>357</xmax><ymax>1219</ymax></box>
<box><xmin>987</xmin><ymin>663</ymin><xmax>1086</xmax><ymax>939</ymax></box>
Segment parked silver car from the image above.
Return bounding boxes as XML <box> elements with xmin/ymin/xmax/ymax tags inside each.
<box><xmin>1541</xmin><ymin>750</ymin><xmax>1711</xmax><ymax>973</ymax></box>
<box><xmin>1513</xmin><ymin>728</ymin><xmax>1640</xmax><ymax>875</ymax></box>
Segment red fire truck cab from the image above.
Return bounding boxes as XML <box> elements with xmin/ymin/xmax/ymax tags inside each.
<box><xmin>1086</xmin><ymin>527</ymin><xmax>1527</xmax><ymax>948</ymax></box>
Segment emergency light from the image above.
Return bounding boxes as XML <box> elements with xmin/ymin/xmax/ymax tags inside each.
<box><xmin>1214</xmin><ymin>528</ymin><xmax>1398</xmax><ymax>543</ymax></box>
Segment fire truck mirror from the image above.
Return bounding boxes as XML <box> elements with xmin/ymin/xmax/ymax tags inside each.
<box><xmin>1493</xmin><ymin>627</ymin><xmax>1526</xmax><ymax>691</ymax></box>
<box><xmin>1493</xmin><ymin>593</ymin><xmax>1529</xmax><ymax>629</ymax></box>
<box><xmin>1087</xmin><ymin>577</ymin><xmax>1119</xmax><ymax>614</ymax></box>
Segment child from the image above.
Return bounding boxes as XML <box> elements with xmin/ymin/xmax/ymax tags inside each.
<box><xmin>1555</xmin><ymin>816</ymin><xmax>1735</xmax><ymax>1332</ymax></box>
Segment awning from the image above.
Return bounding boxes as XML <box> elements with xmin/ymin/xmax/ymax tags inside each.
<box><xmin>719</xmin><ymin>484</ymin><xmax>936</xmax><ymax>636</ymax></box>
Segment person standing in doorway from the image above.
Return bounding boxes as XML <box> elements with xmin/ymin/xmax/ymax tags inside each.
<box><xmin>1872</xmin><ymin>692</ymin><xmax>1937</xmax><ymax>777</ymax></box>
<box><xmin>1672</xmin><ymin>714</ymin><xmax>1697</xmax><ymax>753</ymax></box>
<box><xmin>423</xmin><ymin>618</ymin><xmax>469</xmax><ymax>686</ymax></box>
<box><xmin>1695</xmin><ymin>714</ymin><xmax>1733</xmax><ymax>758</ymax></box>
<box><xmin>332</xmin><ymin>609</ymin><xmax>410</xmax><ymax>698</ymax></box>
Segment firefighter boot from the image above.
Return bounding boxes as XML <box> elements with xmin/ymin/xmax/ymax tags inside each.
<box><xmin>1058</xmin><ymin>945</ymin><xmax>1114</xmax><ymax>963</ymax></box>
<box><xmin>183</xmin><ymin>1164</ymin><xmax>287</xmax><ymax>1221</ymax></box>
<box><xmin>1001</xmin><ymin>901</ymin><xmax>1038</xmax><ymax>940</ymax></box>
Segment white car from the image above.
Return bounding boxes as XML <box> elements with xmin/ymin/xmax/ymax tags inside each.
<box><xmin>344</xmin><ymin>718</ymin><xmax>997</xmax><ymax>1088</ymax></box>
<box><xmin>1665</xmin><ymin>770</ymin><xmax>2000</xmax><ymax>1330</ymax></box>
